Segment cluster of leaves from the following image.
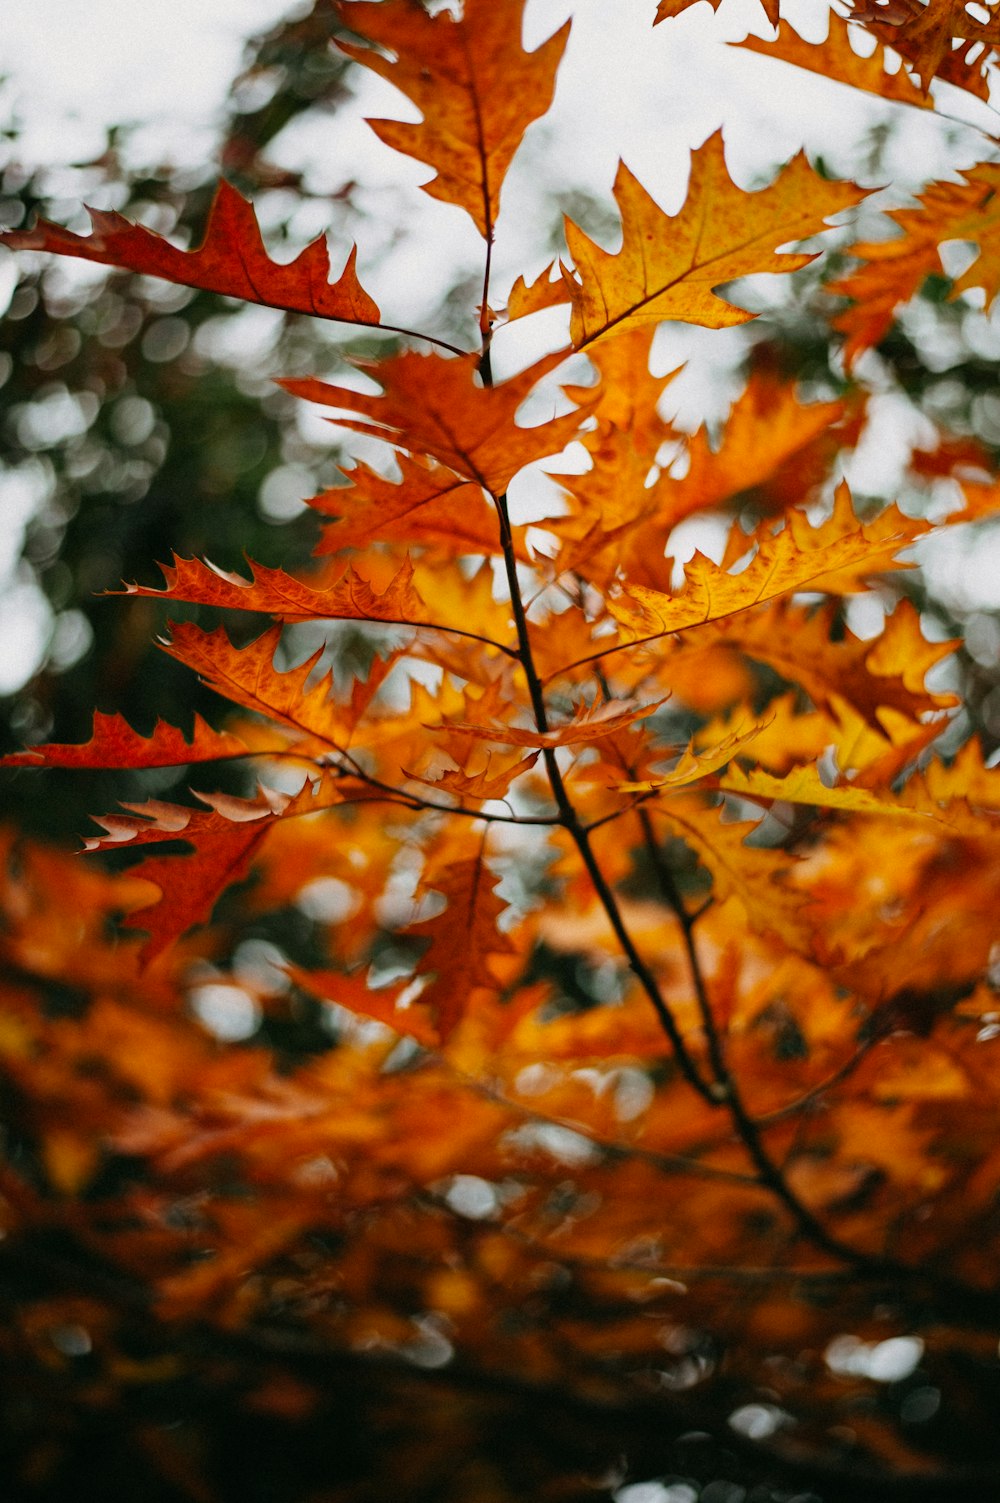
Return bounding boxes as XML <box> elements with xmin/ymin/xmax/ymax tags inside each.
<box><xmin>7</xmin><ymin>0</ymin><xmax>1000</xmax><ymax>1496</ymax></box>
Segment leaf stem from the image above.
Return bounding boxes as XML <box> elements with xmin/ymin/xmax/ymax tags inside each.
<box><xmin>491</xmin><ymin>489</ymin><xmax>717</xmax><ymax>1105</ymax></box>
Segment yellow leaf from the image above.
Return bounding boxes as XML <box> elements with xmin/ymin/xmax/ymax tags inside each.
<box><xmin>606</xmin><ymin>489</ymin><xmax>928</xmax><ymax>652</ymax></box>
<box><xmin>618</xmin><ymin>717</ymin><xmax>773</xmax><ymax>792</ymax></box>
<box><xmin>565</xmin><ymin>131</ymin><xmax>869</xmax><ymax>348</ymax></box>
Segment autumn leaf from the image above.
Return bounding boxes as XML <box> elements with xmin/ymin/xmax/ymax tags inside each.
<box><xmin>654</xmin><ymin>796</ymin><xmax>811</xmax><ymax>951</ymax></box>
<box><xmin>122</xmin><ymin>554</ymin><xmax>429</xmax><ymax>626</ymax></box>
<box><xmin>564</xmin><ymin>132</ymin><xmax>869</xmax><ymax>348</ymax></box>
<box><xmin>335</xmin><ymin>0</ymin><xmax>569</xmax><ymax>242</ymax></box>
<box><xmin>439</xmin><ymin>697</ymin><xmax>665</xmax><ymax>750</ymax></box>
<box><xmin>404</xmin><ymin>852</ymin><xmax>513</xmax><ymax>1040</ymax></box>
<box><xmin>309</xmin><ymin>453</ymin><xmax>520</xmax><ymax>559</ymax></box>
<box><xmin>650</xmin><ymin>370</ymin><xmax>860</xmax><ymax>530</ymax></box>
<box><xmin>705</xmin><ymin>597</ymin><xmax>958</xmax><ymax>729</ymax></box>
<box><xmin>656</xmin><ymin>0</ymin><xmax>779</xmax><ymax>28</ymax></box>
<box><xmin>0</xmin><ymin>180</ymin><xmax>381</xmax><ymax>327</ymax></box>
<box><xmin>408</xmin><ymin>750</ymin><xmax>540</xmax><ymax>803</ymax></box>
<box><xmin>595</xmin><ymin>490</ymin><xmax>928</xmax><ymax>663</ymax></box>
<box><xmin>86</xmin><ymin>774</ymin><xmax>354</xmax><ymax>962</ymax></box>
<box><xmin>290</xmin><ymin>964</ymin><xmax>440</xmax><ymax>1047</ymax></box>
<box><xmin>848</xmin><ymin>0</ymin><xmax>1000</xmax><ymax>95</ymax></box>
<box><xmin>832</xmin><ymin>162</ymin><xmax>1000</xmax><ymax>366</ymax></box>
<box><xmin>736</xmin><ymin>15</ymin><xmax>932</xmax><ymax>112</ymax></box>
<box><xmin>0</xmin><ymin>711</ymin><xmax>257</xmax><ymax>770</ymax></box>
<box><xmin>716</xmin><ymin>761</ymin><xmax>956</xmax><ymax>824</ymax></box>
<box><xmin>616</xmin><ymin>717</ymin><xmax>773</xmax><ymax>792</ymax></box>
<box><xmin>280</xmin><ymin>349</ymin><xmax>589</xmax><ymax>495</ymax></box>
<box><xmin>158</xmin><ymin>622</ymin><xmax>381</xmax><ymax>757</ymax></box>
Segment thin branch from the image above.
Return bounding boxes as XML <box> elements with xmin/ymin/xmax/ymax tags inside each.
<box><xmin>490</xmin><ymin>488</ymin><xmax>717</xmax><ymax>1105</ymax></box>
<box><xmin>436</xmin><ymin>1056</ymin><xmax>761</xmax><ymax>1187</ymax></box>
<box><xmin>328</xmin><ymin>757</ymin><xmax>561</xmax><ymax>827</ymax></box>
<box><xmin>374</xmin><ymin>322</ymin><xmax>470</xmax><ymax>359</ymax></box>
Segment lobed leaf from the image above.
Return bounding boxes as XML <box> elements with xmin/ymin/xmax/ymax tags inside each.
<box><xmin>1</xmin><ymin>712</ymin><xmax>259</xmax><ymax>770</ymax></box>
<box><xmin>1</xmin><ymin>180</ymin><xmax>381</xmax><ymax>326</ymax></box>
<box><xmin>336</xmin><ymin>0</ymin><xmax>569</xmax><ymax>241</ymax></box>
<box><xmin>281</xmin><ymin>349</ymin><xmax>589</xmax><ymax>495</ymax></box>
<box><xmin>564</xmin><ymin>131</ymin><xmax>869</xmax><ymax>348</ymax></box>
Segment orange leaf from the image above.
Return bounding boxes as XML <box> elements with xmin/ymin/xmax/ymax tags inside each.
<box><xmin>717</xmin><ymin>762</ymin><xmax>960</xmax><ymax>824</ymax></box>
<box><xmin>1</xmin><ymin>711</ymin><xmax>258</xmax><ymax>770</ymax></box>
<box><xmin>309</xmin><ymin>453</ymin><xmax>516</xmax><ymax>559</ymax></box>
<box><xmin>409</xmin><ymin>751</ymin><xmax>540</xmax><ymax>803</ymax></box>
<box><xmin>707</xmin><ymin>598</ymin><xmax>958</xmax><ymax>728</ymax></box>
<box><xmin>405</xmin><ymin>855</ymin><xmax>513</xmax><ymax>1040</ymax></box>
<box><xmin>86</xmin><ymin>775</ymin><xmax>351</xmax><ymax>962</ymax></box>
<box><xmin>736</xmin><ymin>15</ymin><xmax>932</xmax><ymax>113</ymax></box>
<box><xmin>121</xmin><ymin>555</ymin><xmax>428</xmax><ymax>627</ymax></box>
<box><xmin>1</xmin><ymin>180</ymin><xmax>381</xmax><ymax>327</ymax></box>
<box><xmin>439</xmin><ymin>697</ymin><xmax>665</xmax><ymax>750</ymax></box>
<box><xmin>617</xmin><ymin>718</ymin><xmax>773</xmax><ymax>792</ymax></box>
<box><xmin>159</xmin><ymin>623</ymin><xmax>376</xmax><ymax>755</ymax></box>
<box><xmin>831</xmin><ymin>162</ymin><xmax>1000</xmax><ymax>367</ymax></box>
<box><xmin>655</xmin><ymin>797</ymin><xmax>810</xmax><ymax>951</ymax></box>
<box><xmin>289</xmin><ymin>965</ymin><xmax>440</xmax><ymax>1047</ymax></box>
<box><xmin>657</xmin><ymin>0</ymin><xmax>779</xmax><ymax>28</ymax></box>
<box><xmin>605</xmin><ymin>490</ymin><xmax>928</xmax><ymax>652</ymax></box>
<box><xmin>848</xmin><ymin>0</ymin><xmax>1000</xmax><ymax>95</ymax></box>
<box><xmin>280</xmin><ymin>349</ymin><xmax>588</xmax><ymax>495</ymax></box>
<box><xmin>564</xmin><ymin>132</ymin><xmax>869</xmax><ymax>347</ymax></box>
<box><xmin>653</xmin><ymin>371</ymin><xmax>860</xmax><ymax>529</ymax></box>
<box><xmin>335</xmin><ymin>0</ymin><xmax>569</xmax><ymax>240</ymax></box>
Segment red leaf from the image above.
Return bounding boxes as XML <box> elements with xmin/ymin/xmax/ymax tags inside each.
<box><xmin>1</xmin><ymin>181</ymin><xmax>381</xmax><ymax>327</ymax></box>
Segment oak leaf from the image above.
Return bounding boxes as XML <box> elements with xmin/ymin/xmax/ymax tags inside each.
<box><xmin>308</xmin><ymin>453</ymin><xmax>519</xmax><ymax>559</ymax></box>
<box><xmin>564</xmin><ymin>132</ymin><xmax>869</xmax><ymax>348</ymax></box>
<box><xmin>408</xmin><ymin>750</ymin><xmax>540</xmax><ymax>803</ymax></box>
<box><xmin>280</xmin><ymin>349</ymin><xmax>589</xmax><ymax>495</ymax></box>
<box><xmin>439</xmin><ymin>697</ymin><xmax>665</xmax><ymax>750</ymax></box>
<box><xmin>654</xmin><ymin>797</ymin><xmax>811</xmax><ymax>951</ymax></box>
<box><xmin>0</xmin><ymin>712</ymin><xmax>257</xmax><ymax>770</ymax></box>
<box><xmin>651</xmin><ymin>371</ymin><xmax>860</xmax><ymax>530</ymax></box>
<box><xmin>736</xmin><ymin>15</ymin><xmax>932</xmax><ymax>112</ymax></box>
<box><xmin>290</xmin><ymin>965</ymin><xmax>440</xmax><ymax>1048</ymax></box>
<box><xmin>158</xmin><ymin>622</ymin><xmax>384</xmax><ymax>757</ymax></box>
<box><xmin>86</xmin><ymin>775</ymin><xmax>353</xmax><ymax>962</ymax></box>
<box><xmin>0</xmin><ymin>180</ymin><xmax>381</xmax><ymax>327</ymax></box>
<box><xmin>832</xmin><ymin>163</ymin><xmax>1000</xmax><ymax>366</ymax></box>
<box><xmin>706</xmin><ymin>597</ymin><xmax>958</xmax><ymax>729</ymax></box>
<box><xmin>335</xmin><ymin>0</ymin><xmax>569</xmax><ymax>241</ymax></box>
<box><xmin>656</xmin><ymin>0</ymin><xmax>779</xmax><ymax>27</ymax></box>
<box><xmin>403</xmin><ymin>853</ymin><xmax>513</xmax><ymax>1040</ymax></box>
<box><xmin>121</xmin><ymin>555</ymin><xmax>430</xmax><ymax>629</ymax></box>
<box><xmin>603</xmin><ymin>491</ymin><xmax>928</xmax><ymax>657</ymax></box>
<box><xmin>848</xmin><ymin>0</ymin><xmax>1000</xmax><ymax>95</ymax></box>
<box><xmin>616</xmin><ymin>718</ymin><xmax>774</xmax><ymax>793</ymax></box>
<box><xmin>717</xmin><ymin>762</ymin><xmax>958</xmax><ymax>824</ymax></box>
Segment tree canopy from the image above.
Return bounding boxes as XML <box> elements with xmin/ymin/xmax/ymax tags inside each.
<box><xmin>4</xmin><ymin>2</ymin><xmax>1000</xmax><ymax>1499</ymax></box>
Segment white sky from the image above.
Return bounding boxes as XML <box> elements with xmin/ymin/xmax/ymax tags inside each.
<box><xmin>1</xmin><ymin>0</ymin><xmax>999</xmax><ymax>696</ymax></box>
